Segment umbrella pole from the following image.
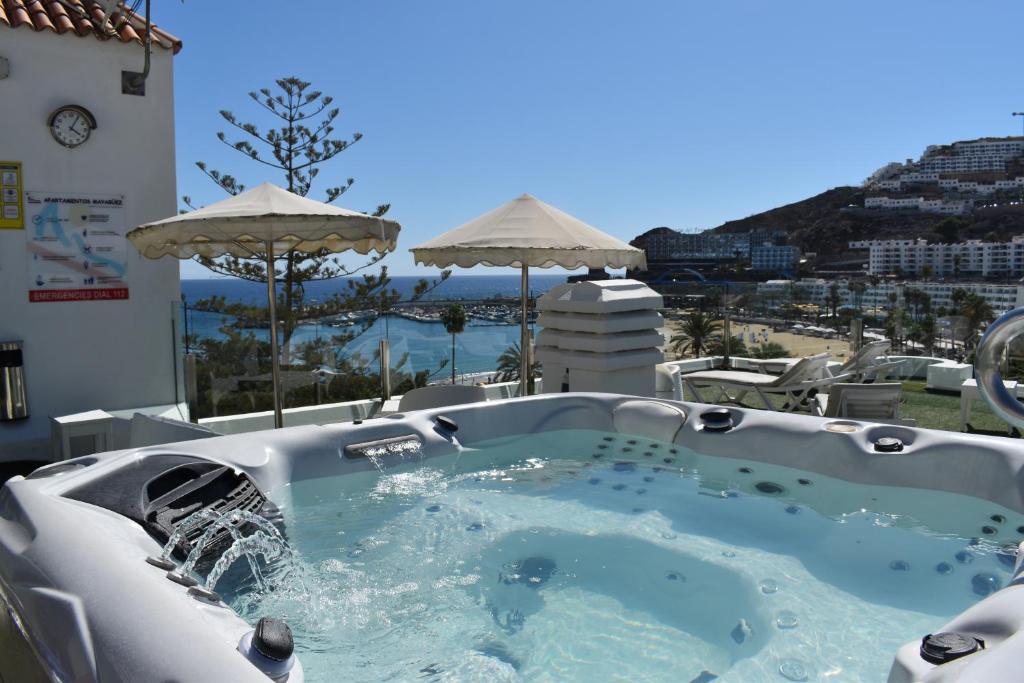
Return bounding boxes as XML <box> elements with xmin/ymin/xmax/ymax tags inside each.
<box><xmin>265</xmin><ymin>241</ymin><xmax>284</xmax><ymax>429</ymax></box>
<box><xmin>520</xmin><ymin>264</ymin><xmax>529</xmax><ymax>397</ymax></box>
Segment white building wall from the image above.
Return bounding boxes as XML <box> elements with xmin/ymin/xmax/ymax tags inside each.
<box><xmin>862</xmin><ymin>196</ymin><xmax>971</xmax><ymax>214</ymax></box>
<box><xmin>756</xmin><ymin>279</ymin><xmax>1023</xmax><ymax>315</ymax></box>
<box><xmin>900</xmin><ymin>172</ymin><xmax>939</xmax><ymax>183</ymax></box>
<box><xmin>849</xmin><ymin>238</ymin><xmax>1024</xmax><ymax>277</ymax></box>
<box><xmin>0</xmin><ymin>29</ymin><xmax>180</xmax><ymax>461</ymax></box>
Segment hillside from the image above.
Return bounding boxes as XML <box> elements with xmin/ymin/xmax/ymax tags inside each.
<box><xmin>708</xmin><ymin>186</ymin><xmax>1024</xmax><ymax>258</ymax></box>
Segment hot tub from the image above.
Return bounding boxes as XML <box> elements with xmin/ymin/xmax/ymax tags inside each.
<box><xmin>2</xmin><ymin>393</ymin><xmax>1024</xmax><ymax>682</ymax></box>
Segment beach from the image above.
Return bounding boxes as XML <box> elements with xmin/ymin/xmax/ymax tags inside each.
<box><xmin>667</xmin><ymin>321</ymin><xmax>854</xmax><ymax>362</ymax></box>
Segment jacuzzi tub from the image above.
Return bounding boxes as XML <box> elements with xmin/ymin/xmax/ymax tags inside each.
<box><xmin>3</xmin><ymin>393</ymin><xmax>1024</xmax><ymax>682</ymax></box>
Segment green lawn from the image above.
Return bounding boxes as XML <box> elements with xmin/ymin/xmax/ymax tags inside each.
<box><xmin>900</xmin><ymin>380</ymin><xmax>1014</xmax><ymax>436</ymax></box>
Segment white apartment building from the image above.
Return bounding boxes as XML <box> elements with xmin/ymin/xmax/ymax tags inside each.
<box><xmin>756</xmin><ymin>279</ymin><xmax>1024</xmax><ymax>315</ymax></box>
<box><xmin>920</xmin><ymin>156</ymin><xmax>1011</xmax><ymax>174</ymax></box>
<box><xmin>866</xmin><ymin>138</ymin><xmax>1024</xmax><ymax>200</ymax></box>
<box><xmin>900</xmin><ymin>172</ymin><xmax>941</xmax><ymax>183</ymax></box>
<box><xmin>954</xmin><ymin>139</ymin><xmax>1024</xmax><ymax>156</ymax></box>
<box><xmin>849</xmin><ymin>238</ymin><xmax>1024</xmax><ymax>277</ymax></box>
<box><xmin>864</xmin><ymin>162</ymin><xmax>906</xmax><ymax>187</ymax></box>
<box><xmin>874</xmin><ymin>175</ymin><xmax>1022</xmax><ymax>195</ymax></box>
<box><xmin>863</xmin><ymin>196</ymin><xmax>973</xmax><ymax>215</ymax></box>
<box><xmin>918</xmin><ymin>139</ymin><xmax>1024</xmax><ymax>174</ymax></box>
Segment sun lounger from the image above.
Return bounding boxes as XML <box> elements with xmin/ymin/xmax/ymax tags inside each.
<box><xmin>682</xmin><ymin>353</ymin><xmax>846</xmax><ymax>412</ymax></box>
<box><xmin>813</xmin><ymin>382</ymin><xmax>914</xmax><ymax>425</ymax></box>
<box><xmin>828</xmin><ymin>340</ymin><xmax>900</xmax><ymax>384</ymax></box>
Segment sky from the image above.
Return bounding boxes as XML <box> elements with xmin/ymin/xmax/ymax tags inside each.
<box><xmin>163</xmin><ymin>0</ymin><xmax>1024</xmax><ymax>279</ymax></box>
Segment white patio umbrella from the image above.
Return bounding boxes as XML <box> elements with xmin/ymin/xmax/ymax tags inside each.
<box><xmin>128</xmin><ymin>182</ymin><xmax>400</xmax><ymax>428</ymax></box>
<box><xmin>410</xmin><ymin>194</ymin><xmax>645</xmax><ymax>396</ymax></box>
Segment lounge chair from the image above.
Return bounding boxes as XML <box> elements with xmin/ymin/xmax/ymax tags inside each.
<box><xmin>397</xmin><ymin>384</ymin><xmax>488</xmax><ymax>412</ymax></box>
<box><xmin>813</xmin><ymin>382</ymin><xmax>915</xmax><ymax>425</ymax></box>
<box><xmin>827</xmin><ymin>340</ymin><xmax>901</xmax><ymax>384</ymax></box>
<box><xmin>746</xmin><ymin>341</ymin><xmax>894</xmax><ymax>381</ymax></box>
<box><xmin>682</xmin><ymin>353</ymin><xmax>846</xmax><ymax>412</ymax></box>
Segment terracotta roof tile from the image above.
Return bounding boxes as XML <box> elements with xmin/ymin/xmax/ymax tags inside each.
<box><xmin>30</xmin><ymin>5</ymin><xmax>55</xmax><ymax>31</ymax></box>
<box><xmin>0</xmin><ymin>0</ymin><xmax>182</xmax><ymax>54</ymax></box>
<box><xmin>45</xmin><ymin>1</ymin><xmax>76</xmax><ymax>33</ymax></box>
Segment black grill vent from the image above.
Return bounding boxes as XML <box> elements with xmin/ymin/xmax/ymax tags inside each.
<box><xmin>65</xmin><ymin>455</ymin><xmax>282</xmax><ymax>563</ymax></box>
<box><xmin>144</xmin><ymin>464</ymin><xmax>277</xmax><ymax>560</ymax></box>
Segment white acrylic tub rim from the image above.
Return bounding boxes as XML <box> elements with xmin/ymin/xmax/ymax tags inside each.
<box><xmin>4</xmin><ymin>392</ymin><xmax>1024</xmax><ymax>682</ymax></box>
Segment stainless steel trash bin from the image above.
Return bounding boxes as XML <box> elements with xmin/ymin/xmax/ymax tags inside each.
<box><xmin>0</xmin><ymin>341</ymin><xmax>28</xmax><ymax>421</ymax></box>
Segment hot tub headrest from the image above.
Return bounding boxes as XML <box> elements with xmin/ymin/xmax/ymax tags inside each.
<box><xmin>611</xmin><ymin>400</ymin><xmax>686</xmax><ymax>443</ymax></box>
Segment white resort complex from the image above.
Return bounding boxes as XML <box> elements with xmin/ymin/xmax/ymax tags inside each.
<box><xmin>5</xmin><ymin>3</ymin><xmax>1024</xmax><ymax>683</ymax></box>
<box><xmin>851</xmin><ymin>237</ymin><xmax>1024</xmax><ymax>279</ymax></box>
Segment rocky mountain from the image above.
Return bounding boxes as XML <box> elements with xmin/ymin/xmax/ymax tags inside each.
<box><xmin>708</xmin><ymin>186</ymin><xmax>1024</xmax><ymax>259</ymax></box>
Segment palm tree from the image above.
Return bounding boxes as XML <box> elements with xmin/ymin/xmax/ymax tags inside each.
<box><xmin>958</xmin><ymin>293</ymin><xmax>994</xmax><ymax>350</ymax></box>
<box><xmin>706</xmin><ymin>334</ymin><xmax>749</xmax><ymax>358</ymax></box>
<box><xmin>494</xmin><ymin>342</ymin><xmax>539</xmax><ymax>383</ymax></box>
<box><xmin>670</xmin><ymin>311</ymin><xmax>722</xmax><ymax>358</ymax></box>
<box><xmin>827</xmin><ymin>282</ymin><xmax>842</xmax><ymax>321</ymax></box>
<box><xmin>903</xmin><ymin>287</ymin><xmax>931</xmax><ymax>322</ymax></box>
<box><xmin>439</xmin><ymin>304</ymin><xmax>467</xmax><ymax>384</ymax></box>
<box><xmin>908</xmin><ymin>314</ymin><xmax>937</xmax><ymax>354</ymax></box>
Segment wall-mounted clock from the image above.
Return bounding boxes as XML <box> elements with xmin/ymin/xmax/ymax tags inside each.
<box><xmin>47</xmin><ymin>105</ymin><xmax>97</xmax><ymax>148</ymax></box>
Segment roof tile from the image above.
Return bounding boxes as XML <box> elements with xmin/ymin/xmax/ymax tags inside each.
<box><xmin>44</xmin><ymin>1</ymin><xmax>76</xmax><ymax>33</ymax></box>
<box><xmin>0</xmin><ymin>0</ymin><xmax>182</xmax><ymax>53</ymax></box>
<box><xmin>30</xmin><ymin>4</ymin><xmax>55</xmax><ymax>31</ymax></box>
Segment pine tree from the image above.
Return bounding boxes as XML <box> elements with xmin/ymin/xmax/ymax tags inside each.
<box><xmin>182</xmin><ymin>77</ymin><xmax>447</xmax><ymax>356</ymax></box>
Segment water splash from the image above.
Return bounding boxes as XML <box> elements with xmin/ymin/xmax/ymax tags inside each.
<box><xmin>180</xmin><ymin>510</ymin><xmax>287</xmax><ymax>576</ymax></box>
<box><xmin>159</xmin><ymin>508</ymin><xmax>224</xmax><ymax>561</ymax></box>
<box><xmin>158</xmin><ymin>508</ymin><xmax>278</xmax><ymax>590</ymax></box>
<box><xmin>348</xmin><ymin>436</ymin><xmax>424</xmax><ymax>471</ymax></box>
<box><xmin>204</xmin><ymin>530</ymin><xmax>290</xmax><ymax>592</ymax></box>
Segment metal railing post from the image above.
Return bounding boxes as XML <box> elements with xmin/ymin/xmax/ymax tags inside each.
<box><xmin>184</xmin><ymin>353</ymin><xmax>198</xmax><ymax>422</ymax></box>
<box><xmin>379</xmin><ymin>338</ymin><xmax>391</xmax><ymax>401</ymax></box>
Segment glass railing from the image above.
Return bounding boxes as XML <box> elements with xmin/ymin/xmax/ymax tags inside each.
<box><xmin>656</xmin><ymin>279</ymin><xmax>982</xmax><ymax>365</ymax></box>
<box><xmin>181</xmin><ymin>297</ymin><xmax>538</xmax><ymax>420</ymax></box>
<box><xmin>175</xmin><ymin>274</ymin><xmax>1021</xmax><ymax>434</ymax></box>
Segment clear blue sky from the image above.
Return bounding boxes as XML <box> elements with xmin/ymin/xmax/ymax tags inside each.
<box><xmin>164</xmin><ymin>0</ymin><xmax>1024</xmax><ymax>278</ymax></box>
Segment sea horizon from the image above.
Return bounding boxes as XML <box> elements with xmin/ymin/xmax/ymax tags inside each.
<box><xmin>181</xmin><ymin>273</ymin><xmax>573</xmax><ymax>307</ymax></box>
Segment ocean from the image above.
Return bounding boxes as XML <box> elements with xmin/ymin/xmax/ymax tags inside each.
<box><xmin>181</xmin><ymin>274</ymin><xmax>570</xmax><ymax>377</ymax></box>
<box><xmin>181</xmin><ymin>274</ymin><xmax>569</xmax><ymax>307</ymax></box>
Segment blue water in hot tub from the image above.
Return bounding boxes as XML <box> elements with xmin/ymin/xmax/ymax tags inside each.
<box><xmin>223</xmin><ymin>430</ymin><xmax>1022</xmax><ymax>682</ymax></box>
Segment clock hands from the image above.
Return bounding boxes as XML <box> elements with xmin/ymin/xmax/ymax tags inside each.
<box><xmin>49</xmin><ymin>107</ymin><xmax>94</xmax><ymax>146</ymax></box>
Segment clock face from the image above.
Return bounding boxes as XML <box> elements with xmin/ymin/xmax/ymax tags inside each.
<box><xmin>50</xmin><ymin>107</ymin><xmax>92</xmax><ymax>148</ymax></box>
